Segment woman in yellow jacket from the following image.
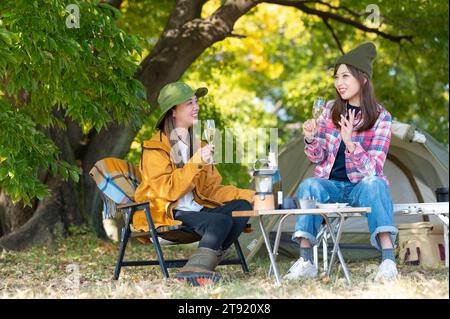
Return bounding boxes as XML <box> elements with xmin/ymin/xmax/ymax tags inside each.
<box><xmin>134</xmin><ymin>82</ymin><xmax>254</xmax><ymax>285</ymax></box>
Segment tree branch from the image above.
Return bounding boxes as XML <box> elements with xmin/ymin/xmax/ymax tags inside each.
<box><xmin>263</xmin><ymin>0</ymin><xmax>413</xmax><ymax>43</ymax></box>
<box><xmin>308</xmin><ymin>0</ymin><xmax>364</xmax><ymax>19</ymax></box>
<box><xmin>230</xmin><ymin>33</ymin><xmax>247</xmax><ymax>39</ymax></box>
<box><xmin>136</xmin><ymin>0</ymin><xmax>261</xmax><ymax>108</ymax></box>
<box><xmin>322</xmin><ymin>17</ymin><xmax>344</xmax><ymax>54</ymax></box>
<box><xmin>162</xmin><ymin>0</ymin><xmax>210</xmax><ymax>34</ymax></box>
<box><xmin>202</xmin><ymin>0</ymin><xmax>261</xmax><ymax>42</ymax></box>
<box><xmin>193</xmin><ymin>0</ymin><xmax>209</xmax><ymax>19</ymax></box>
<box><xmin>312</xmin><ymin>1</ymin><xmax>411</xmax><ymax>33</ymax></box>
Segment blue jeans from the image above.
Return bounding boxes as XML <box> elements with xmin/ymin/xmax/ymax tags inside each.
<box><xmin>293</xmin><ymin>176</ymin><xmax>397</xmax><ymax>250</ymax></box>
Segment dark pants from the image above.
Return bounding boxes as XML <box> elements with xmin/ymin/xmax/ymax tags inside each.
<box><xmin>174</xmin><ymin>199</ymin><xmax>251</xmax><ymax>251</ymax></box>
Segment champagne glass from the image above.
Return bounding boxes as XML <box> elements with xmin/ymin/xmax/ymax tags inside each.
<box><xmin>312</xmin><ymin>96</ymin><xmax>325</xmax><ymax>120</ymax></box>
<box><xmin>204</xmin><ymin>119</ymin><xmax>216</xmax><ymax>145</ymax></box>
<box><xmin>204</xmin><ymin>119</ymin><xmax>215</xmax><ymax>164</ymax></box>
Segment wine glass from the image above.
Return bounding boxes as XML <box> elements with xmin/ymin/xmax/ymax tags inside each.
<box><xmin>204</xmin><ymin>119</ymin><xmax>215</xmax><ymax>164</ymax></box>
<box><xmin>204</xmin><ymin>119</ymin><xmax>216</xmax><ymax>146</ymax></box>
<box><xmin>312</xmin><ymin>96</ymin><xmax>325</xmax><ymax>120</ymax></box>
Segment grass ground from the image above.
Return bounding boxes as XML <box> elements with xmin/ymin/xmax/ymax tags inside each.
<box><xmin>0</xmin><ymin>227</ymin><xmax>448</xmax><ymax>299</ymax></box>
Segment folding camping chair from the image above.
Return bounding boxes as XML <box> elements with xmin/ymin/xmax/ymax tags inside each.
<box><xmin>89</xmin><ymin>157</ymin><xmax>249</xmax><ymax>280</ymax></box>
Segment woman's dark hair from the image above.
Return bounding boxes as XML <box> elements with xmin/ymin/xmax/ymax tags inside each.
<box><xmin>160</xmin><ymin>108</ymin><xmax>194</xmax><ymax>168</ymax></box>
<box><xmin>331</xmin><ymin>64</ymin><xmax>379</xmax><ymax>132</ymax></box>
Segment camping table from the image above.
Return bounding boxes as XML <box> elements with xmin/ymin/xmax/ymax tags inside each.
<box><xmin>232</xmin><ymin>207</ymin><xmax>371</xmax><ymax>285</ymax></box>
<box><xmin>394</xmin><ymin>202</ymin><xmax>449</xmax><ymax>267</ymax></box>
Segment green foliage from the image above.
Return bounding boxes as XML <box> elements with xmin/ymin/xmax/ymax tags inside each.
<box><xmin>366</xmin><ymin>0</ymin><xmax>449</xmax><ymax>141</ymax></box>
<box><xmin>0</xmin><ymin>0</ymin><xmax>149</xmax><ymax>203</ymax></box>
<box><xmin>0</xmin><ymin>100</ymin><xmax>80</xmax><ymax>204</ymax></box>
<box><xmin>117</xmin><ymin>0</ymin><xmax>175</xmax><ymax>50</ymax></box>
<box><xmin>1</xmin><ymin>0</ymin><xmax>148</xmax><ymax>129</ymax></box>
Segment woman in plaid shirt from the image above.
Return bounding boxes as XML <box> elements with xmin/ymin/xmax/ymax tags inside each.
<box><xmin>284</xmin><ymin>43</ymin><xmax>398</xmax><ymax>281</ymax></box>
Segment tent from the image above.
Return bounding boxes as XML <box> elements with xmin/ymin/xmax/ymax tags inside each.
<box><xmin>239</xmin><ymin>121</ymin><xmax>449</xmax><ymax>262</ymax></box>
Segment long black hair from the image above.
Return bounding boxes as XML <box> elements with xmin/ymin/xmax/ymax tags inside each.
<box><xmin>159</xmin><ymin>109</ymin><xmax>194</xmax><ymax>168</ymax></box>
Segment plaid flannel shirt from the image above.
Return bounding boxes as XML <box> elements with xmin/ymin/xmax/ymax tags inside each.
<box><xmin>305</xmin><ymin>100</ymin><xmax>392</xmax><ymax>185</ymax></box>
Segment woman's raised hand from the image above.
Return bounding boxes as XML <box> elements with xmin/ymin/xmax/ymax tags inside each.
<box><xmin>338</xmin><ymin>109</ymin><xmax>356</xmax><ymax>152</ymax></box>
<box><xmin>302</xmin><ymin>119</ymin><xmax>318</xmax><ymax>142</ymax></box>
<box><xmin>199</xmin><ymin>144</ymin><xmax>214</xmax><ymax>164</ymax></box>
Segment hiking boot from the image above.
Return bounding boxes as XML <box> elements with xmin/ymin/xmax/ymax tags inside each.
<box><xmin>179</xmin><ymin>247</ymin><xmax>219</xmax><ymax>273</ymax></box>
<box><xmin>375</xmin><ymin>259</ymin><xmax>398</xmax><ymax>281</ymax></box>
<box><xmin>175</xmin><ymin>247</ymin><xmax>222</xmax><ymax>286</ymax></box>
<box><xmin>284</xmin><ymin>257</ymin><xmax>318</xmax><ymax>280</ymax></box>
<box><xmin>174</xmin><ymin>271</ymin><xmax>222</xmax><ymax>286</ymax></box>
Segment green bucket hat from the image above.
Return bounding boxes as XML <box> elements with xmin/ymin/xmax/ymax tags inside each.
<box><xmin>335</xmin><ymin>42</ymin><xmax>377</xmax><ymax>79</ymax></box>
<box><xmin>155</xmin><ymin>82</ymin><xmax>208</xmax><ymax>130</ymax></box>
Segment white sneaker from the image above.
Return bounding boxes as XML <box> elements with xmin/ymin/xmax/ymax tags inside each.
<box><xmin>375</xmin><ymin>259</ymin><xmax>398</xmax><ymax>281</ymax></box>
<box><xmin>284</xmin><ymin>257</ymin><xmax>318</xmax><ymax>280</ymax></box>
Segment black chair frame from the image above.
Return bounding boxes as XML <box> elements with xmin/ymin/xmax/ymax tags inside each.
<box><xmin>113</xmin><ymin>201</ymin><xmax>249</xmax><ymax>280</ymax></box>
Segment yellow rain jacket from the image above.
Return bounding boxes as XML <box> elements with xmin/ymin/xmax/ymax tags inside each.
<box><xmin>133</xmin><ymin>131</ymin><xmax>254</xmax><ymax>231</ymax></box>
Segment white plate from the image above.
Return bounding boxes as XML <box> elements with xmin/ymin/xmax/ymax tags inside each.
<box><xmin>316</xmin><ymin>203</ymin><xmax>350</xmax><ymax>209</ymax></box>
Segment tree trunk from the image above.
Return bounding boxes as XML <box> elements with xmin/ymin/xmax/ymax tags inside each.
<box><xmin>0</xmin><ymin>191</ymin><xmax>36</xmax><ymax>236</ymax></box>
<box><xmin>0</xmin><ymin>124</ymin><xmax>82</xmax><ymax>250</ymax></box>
<box><xmin>0</xmin><ymin>177</ymin><xmax>80</xmax><ymax>250</ymax></box>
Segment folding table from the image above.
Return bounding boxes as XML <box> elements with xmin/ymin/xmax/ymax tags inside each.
<box><xmin>232</xmin><ymin>207</ymin><xmax>371</xmax><ymax>285</ymax></box>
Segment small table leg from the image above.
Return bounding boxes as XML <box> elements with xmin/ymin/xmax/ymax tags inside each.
<box><xmin>269</xmin><ymin>214</ymin><xmax>292</xmax><ymax>277</ymax></box>
<box><xmin>314</xmin><ymin>226</ymin><xmax>327</xmax><ymax>271</ymax></box>
<box><xmin>259</xmin><ymin>216</ymin><xmax>282</xmax><ymax>285</ymax></box>
<box><xmin>324</xmin><ymin>214</ymin><xmax>352</xmax><ymax>285</ymax></box>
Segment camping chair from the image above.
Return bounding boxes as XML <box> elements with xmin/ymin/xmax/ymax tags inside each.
<box><xmin>89</xmin><ymin>157</ymin><xmax>249</xmax><ymax>280</ymax></box>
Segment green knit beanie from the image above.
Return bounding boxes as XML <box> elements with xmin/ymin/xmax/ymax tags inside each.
<box><xmin>335</xmin><ymin>42</ymin><xmax>377</xmax><ymax>78</ymax></box>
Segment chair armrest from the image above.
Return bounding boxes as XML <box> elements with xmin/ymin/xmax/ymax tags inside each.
<box><xmin>117</xmin><ymin>201</ymin><xmax>150</xmax><ymax>210</ymax></box>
